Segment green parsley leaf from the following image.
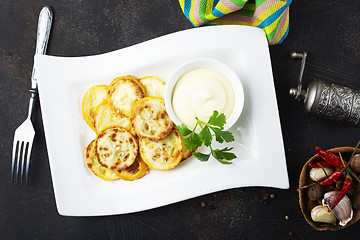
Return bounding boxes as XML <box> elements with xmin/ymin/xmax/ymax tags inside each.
<box><xmin>199</xmin><ymin>126</ymin><xmax>212</xmax><ymax>147</ymax></box>
<box><xmin>177</xmin><ymin>110</ymin><xmax>237</xmax><ymax>164</ymax></box>
<box><xmin>193</xmin><ymin>152</ymin><xmax>210</xmax><ymax>162</ymax></box>
<box><xmin>207</xmin><ymin>110</ymin><xmax>226</xmax><ymax>129</ymax></box>
<box><xmin>176</xmin><ymin>124</ymin><xmax>192</xmax><ymax>136</ymax></box>
<box><xmin>212</xmin><ymin>147</ymin><xmax>236</xmax><ymax>164</ymax></box>
<box><xmin>183</xmin><ymin>134</ymin><xmax>197</xmax><ymax>152</ymax></box>
<box><xmin>207</xmin><ymin>110</ymin><xmax>219</xmax><ymax>125</ymax></box>
<box><xmin>192</xmin><ymin>132</ymin><xmax>203</xmax><ymax>148</ymax></box>
<box><xmin>217</xmin><ymin>147</ymin><xmax>236</xmax><ymax>159</ymax></box>
<box><xmin>210</xmin><ymin>127</ymin><xmax>235</xmax><ymax>143</ymax></box>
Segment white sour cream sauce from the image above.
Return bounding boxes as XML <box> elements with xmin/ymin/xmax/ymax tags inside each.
<box><xmin>171</xmin><ymin>68</ymin><xmax>235</xmax><ymax>129</ymax></box>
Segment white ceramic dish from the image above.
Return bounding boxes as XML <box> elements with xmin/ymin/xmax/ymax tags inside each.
<box><xmin>164</xmin><ymin>58</ymin><xmax>244</xmax><ymax>131</ymax></box>
<box><xmin>35</xmin><ymin>25</ymin><xmax>289</xmax><ymax>216</ymax></box>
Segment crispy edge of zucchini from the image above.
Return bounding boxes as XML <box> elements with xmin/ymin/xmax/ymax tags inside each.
<box><xmin>115</xmin><ymin>155</ymin><xmax>149</xmax><ymax>181</ymax></box>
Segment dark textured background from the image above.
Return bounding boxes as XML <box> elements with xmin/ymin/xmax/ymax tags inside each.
<box><xmin>1</xmin><ymin>1</ymin><xmax>360</xmax><ymax>239</ymax></box>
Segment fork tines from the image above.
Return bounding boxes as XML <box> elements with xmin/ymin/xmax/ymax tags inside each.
<box><xmin>11</xmin><ymin>140</ymin><xmax>33</xmax><ymax>186</ymax></box>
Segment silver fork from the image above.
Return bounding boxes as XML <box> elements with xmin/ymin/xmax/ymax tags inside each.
<box><xmin>11</xmin><ymin>6</ymin><xmax>53</xmax><ymax>186</ymax></box>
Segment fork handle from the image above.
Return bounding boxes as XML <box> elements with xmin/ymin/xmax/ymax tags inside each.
<box><xmin>27</xmin><ymin>89</ymin><xmax>36</xmax><ymax>119</ymax></box>
<box><xmin>31</xmin><ymin>6</ymin><xmax>53</xmax><ymax>90</ymax></box>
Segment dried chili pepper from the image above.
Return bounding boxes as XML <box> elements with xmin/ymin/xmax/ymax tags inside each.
<box><xmin>315</xmin><ymin>146</ymin><xmax>347</xmax><ymax>169</ymax></box>
<box><xmin>318</xmin><ymin>170</ymin><xmax>342</xmax><ymax>186</ymax></box>
<box><xmin>330</xmin><ymin>177</ymin><xmax>352</xmax><ymax>210</ymax></box>
<box><xmin>308</xmin><ymin>160</ymin><xmax>332</xmax><ymax>168</ymax></box>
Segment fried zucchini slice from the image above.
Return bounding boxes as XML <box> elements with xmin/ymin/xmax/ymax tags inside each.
<box><xmin>95</xmin><ymin>127</ymin><xmax>138</xmax><ymax>170</ymax></box>
<box><xmin>115</xmin><ymin>155</ymin><xmax>148</xmax><ymax>181</ymax></box>
<box><xmin>139</xmin><ymin>129</ymin><xmax>183</xmax><ymax>170</ymax></box>
<box><xmin>93</xmin><ymin>101</ymin><xmax>135</xmax><ymax>136</ymax></box>
<box><xmin>130</xmin><ymin>97</ymin><xmax>173</xmax><ymax>141</ymax></box>
<box><xmin>108</xmin><ymin>76</ymin><xmax>145</xmax><ymax>117</ymax></box>
<box><xmin>85</xmin><ymin>140</ymin><xmax>120</xmax><ymax>181</ymax></box>
<box><xmin>139</xmin><ymin>76</ymin><xmax>166</xmax><ymax>99</ymax></box>
<box><xmin>82</xmin><ymin>85</ymin><xmax>108</xmax><ymax>131</ymax></box>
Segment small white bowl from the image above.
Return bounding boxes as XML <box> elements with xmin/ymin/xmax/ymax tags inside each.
<box><xmin>164</xmin><ymin>58</ymin><xmax>244</xmax><ymax>130</ymax></box>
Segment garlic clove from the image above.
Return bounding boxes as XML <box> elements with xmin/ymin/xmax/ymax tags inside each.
<box><xmin>309</xmin><ymin>167</ymin><xmax>334</xmax><ymax>182</ymax></box>
<box><xmin>311</xmin><ymin>205</ymin><xmax>337</xmax><ymax>225</ymax></box>
<box><xmin>322</xmin><ymin>191</ymin><xmax>353</xmax><ymax>226</ymax></box>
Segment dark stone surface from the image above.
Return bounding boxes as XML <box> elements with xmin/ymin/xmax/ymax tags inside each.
<box><xmin>1</xmin><ymin>1</ymin><xmax>359</xmax><ymax>239</ymax></box>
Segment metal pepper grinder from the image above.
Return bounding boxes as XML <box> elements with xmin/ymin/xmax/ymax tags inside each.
<box><xmin>289</xmin><ymin>51</ymin><xmax>360</xmax><ymax>127</ymax></box>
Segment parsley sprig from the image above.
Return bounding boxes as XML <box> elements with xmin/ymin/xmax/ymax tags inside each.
<box><xmin>176</xmin><ymin>110</ymin><xmax>236</xmax><ymax>164</ymax></box>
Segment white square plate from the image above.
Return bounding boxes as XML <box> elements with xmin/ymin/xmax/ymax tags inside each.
<box><xmin>36</xmin><ymin>25</ymin><xmax>289</xmax><ymax>216</ymax></box>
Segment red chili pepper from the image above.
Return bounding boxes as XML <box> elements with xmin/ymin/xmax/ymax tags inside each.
<box><xmin>330</xmin><ymin>177</ymin><xmax>352</xmax><ymax>210</ymax></box>
<box><xmin>318</xmin><ymin>170</ymin><xmax>342</xmax><ymax>186</ymax></box>
<box><xmin>308</xmin><ymin>160</ymin><xmax>332</xmax><ymax>168</ymax></box>
<box><xmin>315</xmin><ymin>146</ymin><xmax>347</xmax><ymax>169</ymax></box>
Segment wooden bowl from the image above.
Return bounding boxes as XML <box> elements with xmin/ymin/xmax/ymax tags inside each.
<box><xmin>298</xmin><ymin>147</ymin><xmax>360</xmax><ymax>231</ymax></box>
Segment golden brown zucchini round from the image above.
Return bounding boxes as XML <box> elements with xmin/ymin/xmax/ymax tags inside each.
<box><xmin>139</xmin><ymin>76</ymin><xmax>166</xmax><ymax>99</ymax></box>
<box><xmin>85</xmin><ymin>139</ymin><xmax>120</xmax><ymax>181</ymax></box>
<box><xmin>139</xmin><ymin>129</ymin><xmax>183</xmax><ymax>170</ymax></box>
<box><xmin>130</xmin><ymin>97</ymin><xmax>173</xmax><ymax>141</ymax></box>
<box><xmin>93</xmin><ymin>101</ymin><xmax>135</xmax><ymax>136</ymax></box>
<box><xmin>95</xmin><ymin>127</ymin><xmax>138</xmax><ymax>170</ymax></box>
<box><xmin>108</xmin><ymin>75</ymin><xmax>145</xmax><ymax>117</ymax></box>
<box><xmin>82</xmin><ymin>85</ymin><xmax>108</xmax><ymax>131</ymax></box>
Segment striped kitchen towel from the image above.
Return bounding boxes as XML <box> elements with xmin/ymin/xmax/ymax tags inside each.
<box><xmin>179</xmin><ymin>0</ymin><xmax>292</xmax><ymax>44</ymax></box>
